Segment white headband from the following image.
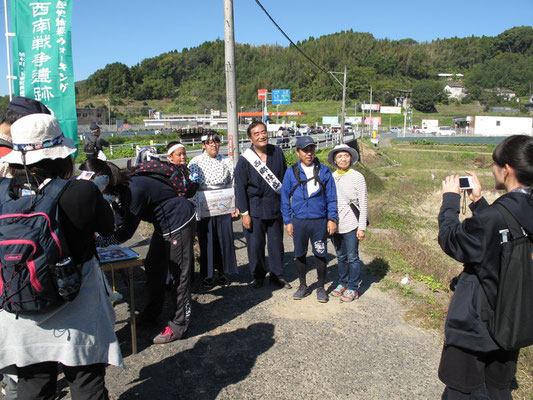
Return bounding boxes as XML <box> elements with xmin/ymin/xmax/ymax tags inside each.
<box><xmin>167</xmin><ymin>143</ymin><xmax>185</xmax><ymax>156</ymax></box>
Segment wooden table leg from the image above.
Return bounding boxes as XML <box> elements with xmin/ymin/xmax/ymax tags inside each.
<box><xmin>129</xmin><ymin>267</ymin><xmax>137</xmax><ymax>354</ymax></box>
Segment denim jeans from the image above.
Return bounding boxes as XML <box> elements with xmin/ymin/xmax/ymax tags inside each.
<box><xmin>332</xmin><ymin>229</ymin><xmax>361</xmax><ymax>291</ymax></box>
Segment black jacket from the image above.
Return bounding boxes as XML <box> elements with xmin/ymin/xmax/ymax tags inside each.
<box><xmin>85</xmin><ymin>134</ymin><xmax>109</xmax><ymax>154</ymax></box>
<box><xmin>234</xmin><ymin>144</ymin><xmax>287</xmax><ymax>220</ymax></box>
<box><xmin>438</xmin><ymin>191</ymin><xmax>533</xmax><ymax>351</ymax></box>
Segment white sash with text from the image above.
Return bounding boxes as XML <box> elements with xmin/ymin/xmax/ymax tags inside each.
<box><xmin>242</xmin><ymin>148</ymin><xmax>282</xmax><ymax>194</ymax></box>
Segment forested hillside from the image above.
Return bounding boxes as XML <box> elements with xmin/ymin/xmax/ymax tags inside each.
<box><xmin>77</xmin><ymin>27</ymin><xmax>533</xmax><ymax>111</ymax></box>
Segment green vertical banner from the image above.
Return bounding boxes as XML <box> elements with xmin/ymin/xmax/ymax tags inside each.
<box><xmin>11</xmin><ymin>0</ymin><xmax>78</xmax><ymax>147</ymax></box>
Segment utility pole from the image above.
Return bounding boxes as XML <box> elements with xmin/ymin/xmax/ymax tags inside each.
<box><xmin>223</xmin><ymin>0</ymin><xmax>239</xmax><ymax>163</ymax></box>
<box><xmin>328</xmin><ymin>66</ymin><xmax>347</xmax><ymax>144</ymax></box>
<box><xmin>340</xmin><ymin>65</ymin><xmax>347</xmax><ymax>144</ymax></box>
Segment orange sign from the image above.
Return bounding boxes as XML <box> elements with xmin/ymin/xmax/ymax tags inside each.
<box><xmin>238</xmin><ymin>111</ymin><xmax>303</xmax><ymax>117</ymax></box>
<box><xmin>257</xmin><ymin>89</ymin><xmax>267</xmax><ymax>100</ymax></box>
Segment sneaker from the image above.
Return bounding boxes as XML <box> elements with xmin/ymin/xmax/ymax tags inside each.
<box><xmin>153</xmin><ymin>325</ymin><xmax>181</xmax><ymax>344</ymax></box>
<box><xmin>202</xmin><ymin>278</ymin><xmax>215</xmax><ymax>288</ymax></box>
<box><xmin>293</xmin><ymin>285</ymin><xmax>309</xmax><ymax>300</ymax></box>
<box><xmin>316</xmin><ymin>287</ymin><xmax>329</xmax><ymax>303</ymax></box>
<box><xmin>341</xmin><ymin>289</ymin><xmax>359</xmax><ymax>302</ymax></box>
<box><xmin>330</xmin><ymin>284</ymin><xmax>346</xmax><ymax>297</ymax></box>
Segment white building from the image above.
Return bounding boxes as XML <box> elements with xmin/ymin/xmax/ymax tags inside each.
<box><xmin>444</xmin><ymin>82</ymin><xmax>466</xmax><ymax>100</ymax></box>
<box><xmin>472</xmin><ymin>116</ymin><xmax>532</xmax><ymax>136</ymax></box>
<box><xmin>494</xmin><ymin>88</ymin><xmax>516</xmax><ymax>101</ymax></box>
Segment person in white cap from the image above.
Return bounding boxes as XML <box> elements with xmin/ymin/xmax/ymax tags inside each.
<box><xmin>327</xmin><ymin>144</ymin><xmax>368</xmax><ymax>302</ymax></box>
<box><xmin>0</xmin><ymin>113</ymin><xmax>122</xmax><ymax>399</ymax></box>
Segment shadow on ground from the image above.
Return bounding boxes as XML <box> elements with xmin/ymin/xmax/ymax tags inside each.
<box><xmin>118</xmin><ymin>323</ymin><xmax>275</xmax><ymax>400</ymax></box>
<box><xmin>112</xmin><ymin>251</ymin><xmax>289</xmax><ymax>356</ymax></box>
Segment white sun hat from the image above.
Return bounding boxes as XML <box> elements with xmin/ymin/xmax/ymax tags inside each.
<box><xmin>1</xmin><ymin>113</ymin><xmax>76</xmax><ymax>165</ymax></box>
<box><xmin>327</xmin><ymin>144</ymin><xmax>359</xmax><ymax>167</ymax></box>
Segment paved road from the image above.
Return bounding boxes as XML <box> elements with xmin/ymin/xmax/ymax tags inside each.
<box><xmin>99</xmin><ymin>221</ymin><xmax>444</xmax><ymax>400</ymax></box>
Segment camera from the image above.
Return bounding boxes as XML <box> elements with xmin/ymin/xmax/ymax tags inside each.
<box><xmin>459</xmin><ymin>176</ymin><xmax>473</xmax><ymax>190</ymax></box>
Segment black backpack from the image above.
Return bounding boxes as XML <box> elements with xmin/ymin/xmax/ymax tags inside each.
<box><xmin>289</xmin><ymin>158</ymin><xmax>325</xmax><ymax>199</ymax></box>
<box><xmin>480</xmin><ymin>203</ymin><xmax>533</xmax><ymax>350</ymax></box>
<box><xmin>83</xmin><ymin>137</ymin><xmax>97</xmax><ymax>156</ymax></box>
<box><xmin>0</xmin><ymin>179</ymin><xmax>81</xmax><ymax>316</ymax></box>
<box><xmin>132</xmin><ymin>160</ymin><xmax>199</xmax><ymax>199</ymax></box>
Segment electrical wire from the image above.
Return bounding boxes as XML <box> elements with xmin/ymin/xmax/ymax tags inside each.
<box><xmin>253</xmin><ymin>0</ymin><xmax>338</xmax><ymax>87</ymax></box>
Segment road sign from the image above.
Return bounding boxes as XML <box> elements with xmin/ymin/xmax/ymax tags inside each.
<box><xmin>257</xmin><ymin>89</ymin><xmax>268</xmax><ymax>100</ymax></box>
<box><xmin>272</xmin><ymin>89</ymin><xmax>291</xmax><ymax>105</ymax></box>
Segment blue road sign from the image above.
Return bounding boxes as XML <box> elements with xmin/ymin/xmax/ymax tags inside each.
<box><xmin>272</xmin><ymin>89</ymin><xmax>291</xmax><ymax>105</ymax></box>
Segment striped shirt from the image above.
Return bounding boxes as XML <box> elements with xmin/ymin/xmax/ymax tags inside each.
<box><xmin>333</xmin><ymin>168</ymin><xmax>368</xmax><ymax>234</ymax></box>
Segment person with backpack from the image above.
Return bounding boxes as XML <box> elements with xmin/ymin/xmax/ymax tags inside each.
<box><xmin>438</xmin><ymin>135</ymin><xmax>533</xmax><ymax>399</ymax></box>
<box><xmin>0</xmin><ymin>114</ymin><xmax>122</xmax><ymax>399</ymax></box>
<box><xmin>84</xmin><ymin>123</ymin><xmax>109</xmax><ymax>161</ymax></box>
<box><xmin>327</xmin><ymin>144</ymin><xmax>368</xmax><ymax>302</ymax></box>
<box><xmin>82</xmin><ymin>158</ymin><xmax>197</xmax><ymax>345</ymax></box>
<box><xmin>281</xmin><ymin>136</ymin><xmax>338</xmax><ymax>303</ymax></box>
<box><xmin>235</xmin><ymin>121</ymin><xmax>291</xmax><ymax>289</ymax></box>
<box><xmin>188</xmin><ymin>132</ymin><xmax>238</xmax><ymax>288</ymax></box>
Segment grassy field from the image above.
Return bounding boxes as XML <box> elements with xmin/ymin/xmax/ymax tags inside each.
<box><xmin>355</xmin><ymin>138</ymin><xmax>532</xmax><ymax>398</ymax></box>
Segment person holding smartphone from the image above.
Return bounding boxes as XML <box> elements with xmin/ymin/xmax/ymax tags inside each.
<box><xmin>438</xmin><ymin>135</ymin><xmax>533</xmax><ymax>399</ymax></box>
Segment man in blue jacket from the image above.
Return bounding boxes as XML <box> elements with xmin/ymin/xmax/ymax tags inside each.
<box><xmin>235</xmin><ymin>121</ymin><xmax>291</xmax><ymax>289</ymax></box>
<box><xmin>281</xmin><ymin>136</ymin><xmax>338</xmax><ymax>303</ymax></box>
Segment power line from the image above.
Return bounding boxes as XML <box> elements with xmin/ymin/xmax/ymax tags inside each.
<box><xmin>253</xmin><ymin>0</ymin><xmax>337</xmax><ymax>87</ymax></box>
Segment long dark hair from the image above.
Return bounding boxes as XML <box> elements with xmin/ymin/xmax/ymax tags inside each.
<box><xmin>493</xmin><ymin>135</ymin><xmax>533</xmax><ymax>195</ymax></box>
<box><xmin>79</xmin><ymin>159</ymin><xmax>131</xmax><ymax>195</ymax></box>
<box><xmin>9</xmin><ymin>157</ymin><xmax>74</xmax><ymax>180</ymax></box>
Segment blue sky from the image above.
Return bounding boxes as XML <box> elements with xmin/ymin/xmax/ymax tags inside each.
<box><xmin>1</xmin><ymin>0</ymin><xmax>532</xmax><ymax>96</ymax></box>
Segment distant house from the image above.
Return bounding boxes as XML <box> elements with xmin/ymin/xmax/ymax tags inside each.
<box><xmin>444</xmin><ymin>82</ymin><xmax>466</xmax><ymax>100</ymax></box>
<box><xmin>492</xmin><ymin>88</ymin><xmax>516</xmax><ymax>101</ymax></box>
<box><xmin>76</xmin><ymin>107</ymin><xmax>107</xmax><ymax>126</ymax></box>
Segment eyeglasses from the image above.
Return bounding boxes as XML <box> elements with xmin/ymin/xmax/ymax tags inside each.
<box><xmin>335</xmin><ymin>154</ymin><xmax>351</xmax><ymax>160</ymax></box>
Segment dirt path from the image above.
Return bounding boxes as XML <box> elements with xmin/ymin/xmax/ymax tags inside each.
<box><xmin>91</xmin><ymin>223</ymin><xmax>444</xmax><ymax>399</ymax></box>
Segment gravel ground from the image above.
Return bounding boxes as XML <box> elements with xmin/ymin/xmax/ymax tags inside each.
<box><xmin>59</xmin><ymin>222</ymin><xmax>445</xmax><ymax>399</ymax></box>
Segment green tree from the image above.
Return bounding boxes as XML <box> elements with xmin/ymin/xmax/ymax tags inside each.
<box><xmin>412</xmin><ymin>80</ymin><xmax>444</xmax><ymax>112</ymax></box>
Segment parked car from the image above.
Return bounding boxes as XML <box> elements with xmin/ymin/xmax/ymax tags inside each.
<box><xmin>389</xmin><ymin>127</ymin><xmax>401</xmax><ymax>134</ymax></box>
<box><xmin>437</xmin><ymin>126</ymin><xmax>456</xmax><ymax>136</ymax></box>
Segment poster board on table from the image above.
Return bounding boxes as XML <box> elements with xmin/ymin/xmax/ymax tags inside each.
<box><xmin>97</xmin><ymin>245</ymin><xmax>139</xmax><ymax>264</ymax></box>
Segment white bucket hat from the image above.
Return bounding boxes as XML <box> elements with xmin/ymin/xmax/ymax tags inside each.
<box><xmin>1</xmin><ymin>113</ymin><xmax>76</xmax><ymax>165</ymax></box>
<box><xmin>327</xmin><ymin>144</ymin><xmax>359</xmax><ymax>167</ymax></box>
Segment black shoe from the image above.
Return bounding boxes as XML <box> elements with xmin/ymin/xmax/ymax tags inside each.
<box><xmin>251</xmin><ymin>278</ymin><xmax>264</xmax><ymax>288</ymax></box>
<box><xmin>202</xmin><ymin>278</ymin><xmax>215</xmax><ymax>288</ymax></box>
<box><xmin>293</xmin><ymin>284</ymin><xmax>309</xmax><ymax>300</ymax></box>
<box><xmin>316</xmin><ymin>287</ymin><xmax>329</xmax><ymax>303</ymax></box>
<box><xmin>218</xmin><ymin>273</ymin><xmax>230</xmax><ymax>286</ymax></box>
<box><xmin>270</xmin><ymin>275</ymin><xmax>292</xmax><ymax>289</ymax></box>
